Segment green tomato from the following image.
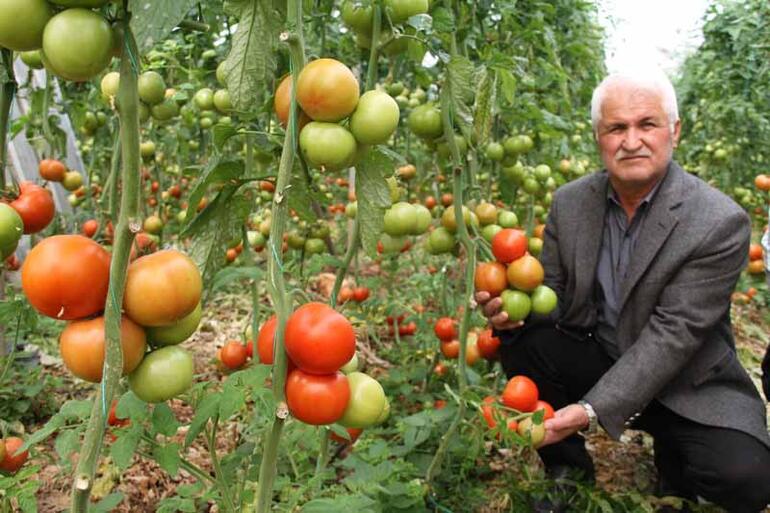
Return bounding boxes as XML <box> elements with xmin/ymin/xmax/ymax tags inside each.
<box><xmin>20</xmin><ymin>50</ymin><xmax>44</xmax><ymax>69</ymax></box>
<box><xmin>340</xmin><ymin>352</ymin><xmax>359</xmax><ymax>374</ymax></box>
<box><xmin>62</xmin><ymin>171</ymin><xmax>83</xmax><ymax>191</ymax></box>
<box><xmin>341</xmin><ymin>0</ymin><xmax>373</xmax><ymax>32</ymax></box>
<box><xmin>129</xmin><ymin>346</ymin><xmax>194</xmax><ymax>403</ymax></box>
<box><xmin>485</xmin><ymin>142</ymin><xmax>504</xmax><ymax>161</ymax></box>
<box><xmin>522</xmin><ymin>177</ymin><xmax>540</xmax><ymax>196</ymax></box>
<box><xmin>481</xmin><ymin>224</ymin><xmax>502</xmax><ymax>243</ymax></box>
<box><xmin>340</xmin><ymin>372</ymin><xmax>387</xmax><ymax>429</ymax></box>
<box><xmin>140</xmin><ymin>141</ymin><xmax>155</xmax><ymax>158</ymax></box>
<box><xmin>216</xmin><ymin>61</ymin><xmax>227</xmax><ymax>86</ymax></box>
<box><xmin>138</xmin><ymin>102</ymin><xmax>150</xmax><ymax>123</ymax></box>
<box><xmin>0</xmin><ymin>0</ymin><xmax>51</xmax><ymax>51</ymax></box>
<box><xmin>408</xmin><ymin>104</ymin><xmax>443</xmax><ymax>140</ymax></box>
<box><xmin>385</xmin><ymin>0</ymin><xmax>429</xmax><ymax>24</ymax></box>
<box><xmin>213</xmin><ymin>89</ymin><xmax>231</xmax><ymax>113</ymax></box>
<box><xmin>350</xmin><ymin>90</ymin><xmax>400</xmax><ymax>145</ymax></box>
<box><xmin>436</xmin><ymin>135</ymin><xmax>467</xmax><ymax>159</ymax></box>
<box><xmin>428</xmin><ymin>227</ymin><xmax>455</xmax><ymax>254</ymax></box>
<box><xmin>376</xmin><ymin>398</ymin><xmax>390</xmax><ymax>424</ymax></box>
<box><xmin>502</xmin><ymin>162</ymin><xmax>527</xmax><ymax>183</ymax></box>
<box><xmin>42</xmin><ymin>8</ymin><xmax>113</xmax><ymax>82</ymax></box>
<box><xmin>199</xmin><ymin>117</ymin><xmax>214</xmax><ymax>129</ymax></box>
<box><xmin>530</xmin><ymin>285</ymin><xmax>557</xmax><ymax>315</ymax></box>
<box><xmin>383</xmin><ymin>202</ymin><xmax>417</xmax><ymax>236</ymax></box>
<box><xmin>138</xmin><ymin>71</ymin><xmax>166</xmax><ymax>105</ymax></box>
<box><xmin>299</xmin><ymin>122</ymin><xmax>357</xmax><ymax>172</ymax></box>
<box><xmin>194</xmin><ymin>88</ymin><xmax>215</xmax><ymax>110</ymax></box>
<box><xmin>304</xmin><ymin>238</ymin><xmax>326</xmax><ymax>255</ymax></box>
<box><xmin>287</xmin><ymin>232</ymin><xmax>306</xmax><ymax>250</ymax></box>
<box><xmin>533</xmin><ymin>164</ymin><xmax>551</xmax><ymax>182</ymax></box>
<box><xmin>345</xmin><ymin>202</ymin><xmax>358</xmax><ymax>219</ymax></box>
<box><xmin>48</xmin><ymin>0</ymin><xmax>110</xmax><ymax>6</ymax></box>
<box><xmin>0</xmin><ymin>203</ymin><xmax>23</xmax><ymax>259</ymax></box>
<box><xmin>412</xmin><ymin>204</ymin><xmax>432</xmax><ymax>235</ymax></box>
<box><xmin>500</xmin><ymin>289</ymin><xmax>531</xmax><ymax>322</ymax></box>
<box><xmin>386</xmin><ymin>81</ymin><xmax>405</xmax><ymax>96</ymax></box>
<box><xmin>247</xmin><ymin>230</ymin><xmax>266</xmax><ymax>250</ymax></box>
<box><xmin>518</xmin><ymin>417</ymin><xmax>545</xmax><ymax>447</ymax></box>
<box><xmin>151</xmin><ymin>99</ymin><xmax>179</xmax><ymax>121</ymax></box>
<box><xmin>528</xmin><ymin>237</ymin><xmax>543</xmax><ymax>257</ymax></box>
<box><xmin>146</xmin><ymin>303</ymin><xmax>202</xmax><ymax>346</ymax></box>
<box><xmin>310</xmin><ymin>223</ymin><xmax>330</xmax><ymax>240</ymax></box>
<box><xmin>379</xmin><ymin>233</ymin><xmax>408</xmax><ymax>254</ymax></box>
<box><xmin>386</xmin><ymin>176</ymin><xmax>401</xmax><ymax>202</ymax></box>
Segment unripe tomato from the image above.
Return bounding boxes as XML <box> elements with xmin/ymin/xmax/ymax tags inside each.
<box><xmin>285</xmin><ymin>369</ymin><xmax>350</xmax><ymax>425</ymax></box>
<box><xmin>220</xmin><ymin>340</ymin><xmax>248</xmax><ymax>370</ymax></box>
<box><xmin>408</xmin><ymin>104</ymin><xmax>443</xmax><ymax>139</ymax></box>
<box><xmin>194</xmin><ymin>88</ymin><xmax>215</xmax><ymax>110</ymax></box>
<box><xmin>500</xmin><ymin>289</ymin><xmax>531</xmax><ymax>322</ymax></box>
<box><xmin>0</xmin><ymin>0</ymin><xmax>51</xmax><ymax>51</ymax></box>
<box><xmin>143</xmin><ymin>215</ymin><xmax>163</xmax><ymax>234</ymax></box>
<box><xmin>216</xmin><ymin>61</ymin><xmax>227</xmax><ymax>85</ymax></box>
<box><xmin>296</xmin><ymin>58</ymin><xmax>360</xmax><ymax>122</ymax></box>
<box><xmin>474</xmin><ymin>262</ymin><xmax>508</xmax><ymax>297</ymax></box>
<box><xmin>257</xmin><ymin>315</ymin><xmax>277</xmax><ymax>364</ymax></box>
<box><xmin>440</xmin><ymin>205</ymin><xmax>472</xmax><ymax>233</ymax></box>
<box><xmin>341</xmin><ymin>0</ymin><xmax>373</xmax><ymax>32</ymax></box>
<box><xmin>42</xmin><ymin>8</ymin><xmax>113</xmax><ymax>82</ymax></box>
<box><xmin>383</xmin><ymin>202</ymin><xmax>417</xmax><ymax>236</ymax></box>
<box><xmin>9</xmin><ymin>181</ymin><xmax>55</xmax><ymax>234</ymax></box>
<box><xmin>518</xmin><ymin>417</ymin><xmax>546</xmax><ymax>447</ymax></box>
<box><xmin>49</xmin><ymin>0</ymin><xmax>110</xmax><ymax>5</ymax></box>
<box><xmin>481</xmin><ymin>224</ymin><xmax>503</xmax><ymax>243</ymax></box>
<box><xmin>340</xmin><ymin>352</ymin><xmax>359</xmax><ymax>373</ymax></box>
<box><xmin>475</xmin><ymin>202</ymin><xmax>498</xmax><ymax>226</ymax></box>
<box><xmin>20</xmin><ymin>50</ymin><xmax>44</xmax><ymax>69</ymax></box>
<box><xmin>477</xmin><ymin>329</ymin><xmax>501</xmax><ymax>359</ymax></box>
<box><xmin>434</xmin><ymin>317</ymin><xmax>456</xmax><ymax>342</ymax></box>
<box><xmin>466</xmin><ymin>338</ymin><xmax>481</xmax><ymax>366</ymax></box>
<box><xmin>138</xmin><ymin>71</ymin><xmax>166</xmax><ymax>105</ymax></box>
<box><xmin>124</xmin><ymin>250</ymin><xmax>202</xmax><ymax>327</ymax></box>
<box><xmin>61</xmin><ymin>171</ymin><xmax>83</xmax><ymax>191</ymax></box>
<box><xmin>60</xmin><ymin>315</ymin><xmax>147</xmax><ymax>382</ymax></box>
<box><xmin>339</xmin><ymin>372</ymin><xmax>387</xmax><ymax>428</ymax></box>
<box><xmin>530</xmin><ymin>285</ymin><xmax>558</xmax><ymax>315</ymax></box>
<box><xmin>497</xmin><ymin>210</ymin><xmax>518</xmax><ymax>228</ymax></box>
<box><xmin>412</xmin><ymin>204</ymin><xmax>432</xmax><ymax>235</ymax></box>
<box><xmin>22</xmin><ymin>235</ymin><xmax>110</xmax><ymax>319</ymax></box>
<box><xmin>151</xmin><ymin>99</ymin><xmax>179</xmax><ymax>121</ymax></box>
<box><xmin>284</xmin><ymin>302</ymin><xmax>356</xmax><ymax>374</ymax></box>
<box><xmin>39</xmin><ymin>159</ymin><xmax>66</xmax><ymax>182</ymax></box>
<box><xmin>428</xmin><ymin>227</ymin><xmax>455</xmax><ymax>254</ymax></box>
<box><xmin>485</xmin><ymin>142</ymin><xmax>504</xmax><ymax>161</ymax></box>
<box><xmin>507</xmin><ymin>254</ymin><xmax>544</xmax><ymax>291</ymax></box>
<box><xmin>441</xmin><ymin>193</ymin><xmax>453</xmax><ymax>207</ymax></box>
<box><xmin>385</xmin><ymin>0</ymin><xmax>429</xmax><ymax>23</ymax></box>
<box><xmin>502</xmin><ymin>375</ymin><xmax>539</xmax><ymax>412</ymax></box>
<box><xmin>0</xmin><ymin>437</ymin><xmax>29</xmax><ymax>473</ymax></box>
<box><xmin>350</xmin><ymin>90</ymin><xmax>400</xmax><ymax>145</ymax></box>
<box><xmin>129</xmin><ymin>346</ymin><xmax>194</xmax><ymax>403</ymax></box>
<box><xmin>299</xmin><ymin>122</ymin><xmax>357</xmax><ymax>171</ymax></box>
<box><xmin>146</xmin><ymin>302</ymin><xmax>202</xmax><ymax>346</ymax></box>
<box><xmin>0</xmin><ymin>203</ymin><xmax>23</xmax><ymax>260</ymax></box>
<box><xmin>213</xmin><ymin>89</ymin><xmax>232</xmax><ymax>113</ymax></box>
<box><xmin>379</xmin><ymin>233</ymin><xmax>408</xmax><ymax>254</ymax></box>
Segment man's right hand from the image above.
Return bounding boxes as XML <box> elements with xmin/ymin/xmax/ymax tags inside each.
<box><xmin>474</xmin><ymin>291</ymin><xmax>525</xmax><ymax>331</ymax></box>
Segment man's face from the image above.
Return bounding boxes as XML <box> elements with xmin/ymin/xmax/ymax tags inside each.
<box><xmin>595</xmin><ymin>83</ymin><xmax>681</xmax><ymax>188</ymax></box>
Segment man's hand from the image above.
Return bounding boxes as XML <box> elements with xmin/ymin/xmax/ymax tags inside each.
<box><xmin>474</xmin><ymin>291</ymin><xmax>524</xmax><ymax>331</ymax></box>
<box><xmin>540</xmin><ymin>404</ymin><xmax>589</xmax><ymax>447</ymax></box>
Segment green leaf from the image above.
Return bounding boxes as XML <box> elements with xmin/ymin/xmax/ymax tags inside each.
<box><xmin>111</xmin><ymin>427</ymin><xmax>140</xmax><ymax>470</ymax></box>
<box><xmin>302</xmin><ymin>495</ymin><xmax>378</xmax><ymax>513</ymax></box>
<box><xmin>152</xmin><ymin>403</ymin><xmax>180</xmax><ymax>437</ymax></box>
<box><xmin>181</xmin><ymin>158</ymin><xmax>245</xmax><ymax>228</ymax></box>
<box><xmin>444</xmin><ymin>55</ymin><xmax>475</xmax><ymax>142</ymax></box>
<box><xmin>117</xmin><ymin>391</ymin><xmax>150</xmax><ymax>421</ymax></box>
<box><xmin>473</xmin><ymin>67</ymin><xmax>497</xmax><ymax>146</ymax></box>
<box><xmin>17</xmin><ymin>414</ymin><xmax>65</xmax><ymax>452</ymax></box>
<box><xmin>210</xmin><ymin>266</ymin><xmax>264</xmax><ymax>292</ymax></box>
<box><xmin>185</xmin><ymin>393</ymin><xmax>220</xmax><ymax>447</ymax></box>
<box><xmin>219</xmin><ymin>380</ymin><xmax>246</xmax><ymax>420</ymax></box>
<box><xmin>130</xmin><ymin>0</ymin><xmax>198</xmax><ymax>54</ymax></box>
<box><xmin>431</xmin><ymin>7</ymin><xmax>455</xmax><ymax>33</ymax></box>
<box><xmin>59</xmin><ymin>399</ymin><xmax>93</xmax><ymax>420</ymax></box>
<box><xmin>212</xmin><ymin>124</ymin><xmax>239</xmax><ymax>151</ymax></box>
<box><xmin>222</xmin><ymin>0</ymin><xmax>279</xmax><ymax>111</ymax></box>
<box><xmin>356</xmin><ymin>148</ymin><xmax>395</xmax><ymax>257</ymax></box>
<box><xmin>288</xmin><ymin>161</ymin><xmax>325</xmax><ymax>222</ymax></box>
<box><xmin>89</xmin><ymin>492</ymin><xmax>124</xmax><ymax>513</ymax></box>
<box><xmin>54</xmin><ymin>429</ymin><xmax>80</xmax><ymax>461</ymax></box>
<box><xmin>153</xmin><ymin>442</ymin><xmax>181</xmax><ymax>476</ymax></box>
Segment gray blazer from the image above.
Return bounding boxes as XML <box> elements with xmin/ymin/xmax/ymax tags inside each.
<box><xmin>541</xmin><ymin>161</ymin><xmax>770</xmax><ymax>446</ymax></box>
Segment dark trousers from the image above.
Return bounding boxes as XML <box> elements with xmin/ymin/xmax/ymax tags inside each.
<box><xmin>498</xmin><ymin>323</ymin><xmax>770</xmax><ymax>513</ymax></box>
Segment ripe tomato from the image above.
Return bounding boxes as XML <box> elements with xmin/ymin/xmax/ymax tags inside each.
<box><xmin>399</xmin><ymin>321</ymin><xmax>417</xmax><ymax>336</ymax></box>
<box><xmin>42</xmin><ymin>8</ymin><xmax>113</xmax><ymax>82</ymax></box>
<box><xmin>434</xmin><ymin>399</ymin><xmax>447</xmax><ymax>410</ymax></box>
<box><xmin>39</xmin><ymin>159</ymin><xmax>66</xmax><ymax>182</ymax></box>
<box><xmin>755</xmin><ymin>174</ymin><xmax>770</xmax><ymax>191</ymax></box>
<box><xmin>433</xmin><ymin>362</ymin><xmax>447</xmax><ymax>376</ymax></box>
<box><xmin>9</xmin><ymin>181</ymin><xmax>55</xmax><ymax>234</ymax></box>
<box><xmin>502</xmin><ymin>375</ymin><xmax>539</xmax><ymax>412</ymax></box>
<box><xmin>424</xmin><ymin>196</ymin><xmax>437</xmax><ymax>210</ymax></box>
<box><xmin>491</xmin><ymin>229</ymin><xmax>527</xmax><ymax>264</ymax></box>
<box><xmin>299</xmin><ymin>122</ymin><xmax>357</xmax><ymax>171</ymax></box>
<box><xmin>0</xmin><ymin>0</ymin><xmax>51</xmax><ymax>51</ymax></box>
<box><xmin>434</xmin><ymin>317</ymin><xmax>457</xmax><ymax>342</ymax></box>
<box><xmin>22</xmin><ymin>235</ymin><xmax>110</xmax><ymax>319</ymax></box>
<box><xmin>480</xmin><ymin>395</ymin><xmax>497</xmax><ymax>429</ymax></box>
<box><xmin>273</xmin><ymin>74</ymin><xmax>311</xmax><ymax>128</ymax></box>
<box><xmin>466</xmin><ymin>338</ymin><xmax>481</xmax><ymax>365</ymax></box>
<box><xmin>220</xmin><ymin>340</ymin><xmax>248</xmax><ymax>370</ymax></box>
<box><xmin>507</xmin><ymin>254</ymin><xmax>545</xmax><ymax>291</ymax></box>
<box><xmin>477</xmin><ymin>329</ymin><xmax>501</xmax><ymax>360</ymax></box>
<box><xmin>440</xmin><ymin>193</ymin><xmax>454</xmax><ymax>207</ymax></box>
<box><xmin>128</xmin><ymin>346</ymin><xmax>194</xmax><ymax>403</ymax></box>
<box><xmin>749</xmin><ymin>243</ymin><xmax>763</xmax><ymax>261</ymax></box>
<box><xmin>257</xmin><ymin>315</ymin><xmax>278</xmax><ymax>364</ymax></box>
<box><xmin>284</xmin><ymin>302</ymin><xmax>356</xmax><ymax>374</ymax></box>
<box><xmin>440</xmin><ymin>340</ymin><xmax>460</xmax><ymax>359</ymax></box>
<box><xmin>352</xmin><ymin>286</ymin><xmax>370</xmax><ymax>302</ymax></box>
<box><xmin>350</xmin><ymin>90</ymin><xmax>400</xmax><ymax>145</ymax></box>
<box><xmin>0</xmin><ymin>203</ymin><xmax>23</xmax><ymax>259</ymax></box>
<box><xmin>60</xmin><ymin>315</ymin><xmax>147</xmax><ymax>383</ymax></box>
<box><xmin>534</xmin><ymin>400</ymin><xmax>554</xmax><ymax>421</ymax></box>
<box><xmin>285</xmin><ymin>369</ymin><xmax>350</xmax><ymax>425</ymax></box>
<box><xmin>338</xmin><ymin>286</ymin><xmax>354</xmax><ymax>304</ymax></box>
<box><xmin>0</xmin><ymin>437</ymin><xmax>29</xmax><ymax>473</ymax></box>
<box><xmin>747</xmin><ymin>259</ymin><xmax>765</xmax><ymax>275</ymax></box>
<box><xmin>474</xmin><ymin>262</ymin><xmax>508</xmax><ymax>296</ymax></box>
<box><xmin>124</xmin><ymin>250</ymin><xmax>202</xmax><ymax>327</ymax></box>
<box><xmin>81</xmin><ymin>219</ymin><xmax>98</xmax><ymax>237</ymax></box>
<box><xmin>296</xmin><ymin>58</ymin><xmax>360</xmax><ymax>122</ymax></box>
<box><xmin>146</xmin><ymin>302</ymin><xmax>202</xmax><ymax>347</ymax></box>
<box><xmin>107</xmin><ymin>399</ymin><xmax>129</xmax><ymax>427</ymax></box>
<box><xmin>339</xmin><ymin>372</ymin><xmax>387</xmax><ymax>428</ymax></box>
<box><xmin>330</xmin><ymin>427</ymin><xmax>363</xmax><ymax>444</ymax></box>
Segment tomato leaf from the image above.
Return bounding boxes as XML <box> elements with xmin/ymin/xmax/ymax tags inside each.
<box><xmin>356</xmin><ymin>148</ymin><xmax>395</xmax><ymax>257</ymax></box>
<box><xmin>181</xmin><ymin>158</ymin><xmax>245</xmax><ymax>228</ymax></box>
<box><xmin>90</xmin><ymin>493</ymin><xmax>125</xmax><ymax>513</ymax></box>
<box><xmin>185</xmin><ymin>393</ymin><xmax>221</xmax><ymax>448</ymax></box>
<box><xmin>288</xmin><ymin>161</ymin><xmax>326</xmax><ymax>222</ymax></box>
<box><xmin>212</xmin><ymin>124</ymin><xmax>239</xmax><ymax>151</ymax></box>
<box><xmin>117</xmin><ymin>391</ymin><xmax>150</xmax><ymax>422</ymax></box>
<box><xmin>443</xmin><ymin>55</ymin><xmax>475</xmax><ymax>144</ymax></box>
<box><xmin>302</xmin><ymin>495</ymin><xmax>378</xmax><ymax>513</ymax></box>
<box><xmin>54</xmin><ymin>429</ymin><xmax>80</xmax><ymax>462</ymax></box>
<box><xmin>59</xmin><ymin>399</ymin><xmax>92</xmax><ymax>420</ymax></box>
<box><xmin>222</xmin><ymin>0</ymin><xmax>279</xmax><ymax>111</ymax></box>
<box><xmin>151</xmin><ymin>403</ymin><xmax>181</xmax><ymax>437</ymax></box>
<box><xmin>219</xmin><ymin>379</ymin><xmax>246</xmax><ymax>420</ymax></box>
<box><xmin>111</xmin><ymin>425</ymin><xmax>141</xmax><ymax>470</ymax></box>
<box><xmin>16</xmin><ymin>414</ymin><xmax>65</xmax><ymax>453</ymax></box>
<box><xmin>153</xmin><ymin>442</ymin><xmax>182</xmax><ymax>477</ymax></box>
<box><xmin>473</xmin><ymin>66</ymin><xmax>497</xmax><ymax>146</ymax></box>
<box><xmin>431</xmin><ymin>6</ymin><xmax>455</xmax><ymax>33</ymax></box>
<box><xmin>129</xmin><ymin>0</ymin><xmax>198</xmax><ymax>54</ymax></box>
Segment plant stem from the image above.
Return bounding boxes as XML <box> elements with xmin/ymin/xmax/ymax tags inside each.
<box><xmin>70</xmin><ymin>15</ymin><xmax>141</xmax><ymax>513</ymax></box>
<box><xmin>207</xmin><ymin>415</ymin><xmax>236</xmax><ymax>513</ymax></box>
<box><xmin>253</xmin><ymin>1</ymin><xmax>305</xmax><ymax>510</ymax></box>
<box><xmin>0</xmin><ymin>49</ymin><xmax>14</xmax><ymax>192</ymax></box>
<box><xmin>314</xmin><ymin>427</ymin><xmax>329</xmax><ymax>478</ymax></box>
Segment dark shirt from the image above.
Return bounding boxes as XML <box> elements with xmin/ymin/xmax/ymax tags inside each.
<box><xmin>594</xmin><ymin>175</ymin><xmax>665</xmax><ymax>359</ymax></box>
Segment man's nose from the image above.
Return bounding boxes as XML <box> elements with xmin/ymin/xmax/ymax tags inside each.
<box><xmin>622</xmin><ymin>127</ymin><xmax>643</xmax><ymax>151</ymax></box>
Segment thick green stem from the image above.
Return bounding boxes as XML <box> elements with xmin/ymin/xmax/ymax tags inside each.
<box><xmin>314</xmin><ymin>427</ymin><xmax>329</xmax><ymax>478</ymax></box>
<box><xmin>0</xmin><ymin>49</ymin><xmax>14</xmax><ymax>192</ymax></box>
<box><xmin>253</xmin><ymin>2</ymin><xmax>305</xmax><ymax>510</ymax></box>
<box><xmin>70</xmin><ymin>17</ymin><xmax>141</xmax><ymax>513</ymax></box>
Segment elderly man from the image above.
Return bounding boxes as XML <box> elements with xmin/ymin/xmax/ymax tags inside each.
<box><xmin>477</xmin><ymin>69</ymin><xmax>770</xmax><ymax>513</ymax></box>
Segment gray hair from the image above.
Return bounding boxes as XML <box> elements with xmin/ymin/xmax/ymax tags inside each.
<box><xmin>590</xmin><ymin>68</ymin><xmax>679</xmax><ymax>134</ymax></box>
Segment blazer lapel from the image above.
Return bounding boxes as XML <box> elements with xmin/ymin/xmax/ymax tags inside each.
<box><xmin>618</xmin><ymin>163</ymin><xmax>683</xmax><ymax>309</ymax></box>
<box><xmin>573</xmin><ymin>172</ymin><xmax>608</xmax><ymax>304</ymax></box>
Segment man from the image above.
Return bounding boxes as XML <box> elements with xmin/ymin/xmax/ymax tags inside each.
<box><xmin>476</xmin><ymin>69</ymin><xmax>770</xmax><ymax>513</ymax></box>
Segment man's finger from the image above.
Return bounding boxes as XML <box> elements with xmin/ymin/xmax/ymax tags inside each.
<box><xmin>494</xmin><ymin>319</ymin><xmax>523</xmax><ymax>331</ymax></box>
<box><xmin>484</xmin><ymin>297</ymin><xmax>503</xmax><ymax>318</ymax></box>
<box><xmin>474</xmin><ymin>291</ymin><xmax>491</xmax><ymax>305</ymax></box>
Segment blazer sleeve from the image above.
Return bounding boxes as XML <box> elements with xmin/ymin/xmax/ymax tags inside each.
<box><xmin>583</xmin><ymin>208</ymin><xmax>750</xmax><ymax>439</ymax></box>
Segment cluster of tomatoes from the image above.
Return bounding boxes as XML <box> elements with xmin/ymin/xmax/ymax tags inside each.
<box><xmin>254</xmin><ymin>302</ymin><xmax>390</xmax><ymax>429</ymax></box>
<box><xmin>3</xmin><ymin>0</ymin><xmax>117</xmax><ymax>83</ymax></box>
<box><xmin>338</xmin><ymin>285</ymin><xmax>370</xmax><ymax>304</ymax></box>
<box><xmin>20</xmin><ymin>234</ymin><xmax>202</xmax><ymax>403</ymax></box>
<box><xmin>275</xmin><ymin>57</ymin><xmax>400</xmax><ymax>172</ymax></box>
<box><xmin>386</xmin><ymin>313</ymin><xmax>417</xmax><ymax>338</ymax></box>
<box><xmin>475</xmin><ymin>228</ymin><xmax>558</xmax><ymax>322</ymax></box>
<box><xmin>433</xmin><ymin>319</ymin><xmax>501</xmax><ymax>366</ymax></box>
<box><xmin>480</xmin><ymin>375</ymin><xmax>553</xmax><ymax>447</ymax></box>
<box><xmin>748</xmin><ymin>242</ymin><xmax>765</xmax><ymax>276</ymax></box>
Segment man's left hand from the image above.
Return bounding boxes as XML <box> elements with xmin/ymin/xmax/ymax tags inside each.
<box><xmin>541</xmin><ymin>404</ymin><xmax>589</xmax><ymax>447</ymax></box>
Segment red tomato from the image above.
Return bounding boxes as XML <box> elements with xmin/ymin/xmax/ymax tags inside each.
<box><xmin>434</xmin><ymin>399</ymin><xmax>447</xmax><ymax>409</ymax></box>
<box><xmin>434</xmin><ymin>317</ymin><xmax>456</xmax><ymax>342</ymax></box>
<box><xmin>501</xmin><ymin>375</ymin><xmax>539</xmax><ymax>412</ymax></box>
<box><xmin>534</xmin><ymin>400</ymin><xmax>554</xmax><ymax>421</ymax></box>
<box><xmin>81</xmin><ymin>219</ymin><xmax>98</xmax><ymax>238</ymax></box>
<box><xmin>220</xmin><ymin>340</ymin><xmax>248</xmax><ymax>370</ymax></box>
<box><xmin>9</xmin><ymin>181</ymin><xmax>56</xmax><ymax>234</ymax></box>
<box><xmin>257</xmin><ymin>315</ymin><xmax>277</xmax><ymax>364</ymax></box>
<box><xmin>474</xmin><ymin>262</ymin><xmax>508</xmax><ymax>296</ymax></box>
<box><xmin>284</xmin><ymin>302</ymin><xmax>355</xmax><ymax>374</ymax></box>
<box><xmin>0</xmin><ymin>437</ymin><xmax>29</xmax><ymax>473</ymax></box>
<box><xmin>491</xmin><ymin>229</ymin><xmax>528</xmax><ymax>264</ymax></box>
<box><xmin>433</xmin><ymin>363</ymin><xmax>447</xmax><ymax>376</ymax></box>
<box><xmin>285</xmin><ymin>369</ymin><xmax>350</xmax><ymax>425</ymax></box>
<box><xmin>39</xmin><ymin>159</ymin><xmax>66</xmax><ymax>182</ymax></box>
<box><xmin>440</xmin><ymin>340</ymin><xmax>460</xmax><ymax>359</ymax></box>
<box><xmin>477</xmin><ymin>329</ymin><xmax>501</xmax><ymax>360</ymax></box>
<box><xmin>352</xmin><ymin>286</ymin><xmax>370</xmax><ymax>302</ymax></box>
<box><xmin>329</xmin><ymin>427</ymin><xmax>363</xmax><ymax>444</ymax></box>
<box><xmin>480</xmin><ymin>396</ymin><xmax>497</xmax><ymax>429</ymax></box>
<box><xmin>338</xmin><ymin>286</ymin><xmax>354</xmax><ymax>304</ymax></box>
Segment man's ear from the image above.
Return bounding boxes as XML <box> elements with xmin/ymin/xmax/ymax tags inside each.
<box><xmin>672</xmin><ymin>119</ymin><xmax>682</xmax><ymax>148</ymax></box>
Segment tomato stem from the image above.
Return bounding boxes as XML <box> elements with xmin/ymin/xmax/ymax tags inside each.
<box><xmin>70</xmin><ymin>14</ymin><xmax>141</xmax><ymax>513</ymax></box>
<box><xmin>0</xmin><ymin>48</ymin><xmax>15</xmax><ymax>193</ymax></box>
